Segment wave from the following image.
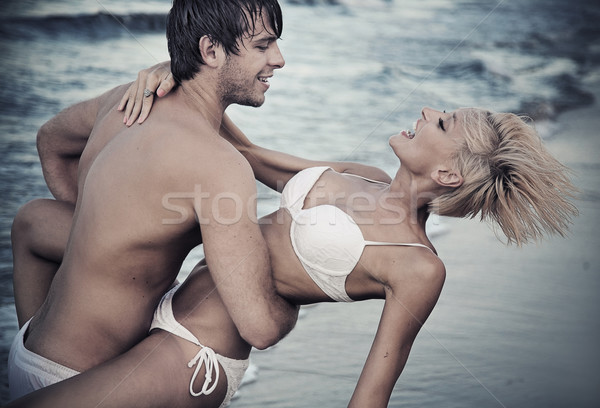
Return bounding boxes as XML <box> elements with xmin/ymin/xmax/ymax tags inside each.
<box><xmin>517</xmin><ymin>74</ymin><xmax>595</xmax><ymax>120</ymax></box>
<box><xmin>0</xmin><ymin>12</ymin><xmax>167</xmax><ymax>40</ymax></box>
<box><xmin>0</xmin><ymin>0</ymin><xmax>353</xmax><ymax>40</ymax></box>
<box><xmin>436</xmin><ymin>60</ymin><xmax>487</xmax><ymax>79</ymax></box>
<box><xmin>463</xmin><ymin>48</ymin><xmax>596</xmax><ymax>120</ymax></box>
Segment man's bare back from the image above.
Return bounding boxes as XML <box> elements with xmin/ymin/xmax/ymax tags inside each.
<box><xmin>25</xmin><ymin>85</ymin><xmax>252</xmax><ymax>370</ymax></box>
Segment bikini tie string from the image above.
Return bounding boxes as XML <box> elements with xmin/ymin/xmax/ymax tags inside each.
<box><xmin>187</xmin><ymin>346</ymin><xmax>220</xmax><ymax>397</ymax></box>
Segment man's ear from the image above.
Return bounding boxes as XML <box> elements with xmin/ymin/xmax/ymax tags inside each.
<box><xmin>431</xmin><ymin>168</ymin><xmax>464</xmax><ymax>188</ymax></box>
<box><xmin>198</xmin><ymin>35</ymin><xmax>224</xmax><ymax>68</ymax></box>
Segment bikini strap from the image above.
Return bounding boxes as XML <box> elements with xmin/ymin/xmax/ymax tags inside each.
<box><xmin>343</xmin><ymin>172</ymin><xmax>390</xmax><ymax>185</ymax></box>
<box><xmin>363</xmin><ymin>241</ymin><xmax>433</xmax><ymax>252</ymax></box>
<box><xmin>188</xmin><ymin>346</ymin><xmax>220</xmax><ymax>397</ymax></box>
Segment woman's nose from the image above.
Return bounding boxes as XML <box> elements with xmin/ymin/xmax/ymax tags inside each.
<box><xmin>421</xmin><ymin>107</ymin><xmax>442</xmax><ymax>121</ymax></box>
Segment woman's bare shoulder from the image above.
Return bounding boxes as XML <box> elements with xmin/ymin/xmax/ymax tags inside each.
<box><xmin>384</xmin><ymin>248</ymin><xmax>446</xmax><ymax>293</ymax></box>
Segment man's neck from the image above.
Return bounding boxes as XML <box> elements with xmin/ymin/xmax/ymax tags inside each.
<box><xmin>177</xmin><ymin>76</ymin><xmax>226</xmax><ymax>130</ymax></box>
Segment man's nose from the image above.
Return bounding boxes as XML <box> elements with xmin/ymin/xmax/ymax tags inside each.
<box><xmin>270</xmin><ymin>43</ymin><xmax>285</xmax><ymax>69</ymax></box>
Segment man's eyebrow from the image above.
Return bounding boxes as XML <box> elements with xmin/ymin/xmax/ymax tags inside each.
<box><xmin>253</xmin><ymin>34</ymin><xmax>278</xmax><ymax>43</ymax></box>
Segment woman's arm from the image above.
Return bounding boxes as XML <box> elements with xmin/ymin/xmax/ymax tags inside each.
<box><xmin>219</xmin><ymin>113</ymin><xmax>392</xmax><ymax>191</ymax></box>
<box><xmin>37</xmin><ymin>101</ymin><xmax>98</xmax><ymax>204</ymax></box>
<box><xmin>37</xmin><ymin>83</ymin><xmax>130</xmax><ymax>204</ymax></box>
<box><xmin>349</xmin><ymin>256</ymin><xmax>445</xmax><ymax>407</ymax></box>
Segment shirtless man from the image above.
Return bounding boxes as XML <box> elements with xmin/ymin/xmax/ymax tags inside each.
<box><xmin>9</xmin><ymin>0</ymin><xmax>297</xmax><ymax>399</ymax></box>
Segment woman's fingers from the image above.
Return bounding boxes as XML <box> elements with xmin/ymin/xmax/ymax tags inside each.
<box><xmin>156</xmin><ymin>71</ymin><xmax>177</xmax><ymax>98</ymax></box>
<box><xmin>137</xmin><ymin>71</ymin><xmax>175</xmax><ymax>124</ymax></box>
<box><xmin>125</xmin><ymin>70</ymin><xmax>152</xmax><ymax>126</ymax></box>
<box><xmin>118</xmin><ymin>61</ymin><xmax>175</xmax><ymax>126</ymax></box>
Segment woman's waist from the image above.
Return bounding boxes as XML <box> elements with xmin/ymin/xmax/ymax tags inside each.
<box><xmin>169</xmin><ymin>271</ymin><xmax>251</xmax><ymax>360</ymax></box>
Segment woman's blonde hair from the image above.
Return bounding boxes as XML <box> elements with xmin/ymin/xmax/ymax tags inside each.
<box><xmin>432</xmin><ymin>109</ymin><xmax>578</xmax><ymax>245</ymax></box>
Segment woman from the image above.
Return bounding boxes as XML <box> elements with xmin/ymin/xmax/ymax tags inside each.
<box><xmin>8</xmin><ymin>73</ymin><xmax>577</xmax><ymax>407</ymax></box>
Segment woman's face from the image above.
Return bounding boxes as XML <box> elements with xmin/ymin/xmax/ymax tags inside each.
<box><xmin>389</xmin><ymin>107</ymin><xmax>466</xmax><ymax>177</ymax></box>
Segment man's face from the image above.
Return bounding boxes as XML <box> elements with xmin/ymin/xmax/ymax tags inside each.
<box><xmin>217</xmin><ymin>15</ymin><xmax>285</xmax><ymax>107</ymax></box>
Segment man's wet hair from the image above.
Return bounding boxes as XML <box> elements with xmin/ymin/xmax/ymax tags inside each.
<box><xmin>167</xmin><ymin>0</ymin><xmax>283</xmax><ymax>82</ymax></box>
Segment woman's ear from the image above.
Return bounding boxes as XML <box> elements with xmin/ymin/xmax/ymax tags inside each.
<box><xmin>431</xmin><ymin>168</ymin><xmax>464</xmax><ymax>188</ymax></box>
<box><xmin>198</xmin><ymin>35</ymin><xmax>224</xmax><ymax>68</ymax></box>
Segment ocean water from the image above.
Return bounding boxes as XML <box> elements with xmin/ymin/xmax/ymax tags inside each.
<box><xmin>0</xmin><ymin>0</ymin><xmax>599</xmax><ymax>406</ymax></box>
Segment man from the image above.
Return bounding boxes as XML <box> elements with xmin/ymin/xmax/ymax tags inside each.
<box><xmin>9</xmin><ymin>0</ymin><xmax>297</xmax><ymax>400</ymax></box>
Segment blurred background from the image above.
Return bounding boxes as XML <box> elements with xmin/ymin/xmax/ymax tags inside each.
<box><xmin>0</xmin><ymin>0</ymin><xmax>599</xmax><ymax>406</ymax></box>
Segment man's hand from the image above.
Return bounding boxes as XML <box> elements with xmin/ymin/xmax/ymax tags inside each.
<box><xmin>118</xmin><ymin>61</ymin><xmax>177</xmax><ymax>126</ymax></box>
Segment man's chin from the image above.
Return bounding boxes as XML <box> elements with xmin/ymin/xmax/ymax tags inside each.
<box><xmin>240</xmin><ymin>96</ymin><xmax>265</xmax><ymax>108</ymax></box>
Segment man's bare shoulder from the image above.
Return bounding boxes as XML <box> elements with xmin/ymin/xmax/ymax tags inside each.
<box><xmin>84</xmin><ymin>83</ymin><xmax>133</xmax><ymax>125</ymax></box>
<box><xmin>175</xmin><ymin>133</ymin><xmax>254</xmax><ymax>188</ymax></box>
<box><xmin>139</xmin><ymin>111</ymin><xmax>253</xmax><ymax>187</ymax></box>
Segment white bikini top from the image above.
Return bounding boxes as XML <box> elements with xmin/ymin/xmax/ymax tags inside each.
<box><xmin>280</xmin><ymin>166</ymin><xmax>432</xmax><ymax>302</ymax></box>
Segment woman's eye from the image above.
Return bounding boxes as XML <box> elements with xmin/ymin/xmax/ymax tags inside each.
<box><xmin>438</xmin><ymin>117</ymin><xmax>446</xmax><ymax>131</ymax></box>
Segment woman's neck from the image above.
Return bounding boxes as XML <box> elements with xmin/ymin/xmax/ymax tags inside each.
<box><xmin>384</xmin><ymin>167</ymin><xmax>437</xmax><ymax>228</ymax></box>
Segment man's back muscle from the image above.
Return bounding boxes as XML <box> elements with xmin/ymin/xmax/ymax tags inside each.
<box><xmin>26</xmin><ymin>90</ymin><xmax>234</xmax><ymax>370</ymax></box>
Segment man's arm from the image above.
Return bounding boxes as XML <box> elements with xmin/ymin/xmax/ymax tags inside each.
<box><xmin>194</xmin><ymin>150</ymin><xmax>299</xmax><ymax>349</ymax></box>
<box><xmin>220</xmin><ymin>114</ymin><xmax>392</xmax><ymax>191</ymax></box>
<box><xmin>37</xmin><ymin>84</ymin><xmax>130</xmax><ymax>204</ymax></box>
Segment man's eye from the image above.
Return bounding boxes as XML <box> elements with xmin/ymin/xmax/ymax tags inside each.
<box><xmin>438</xmin><ymin>117</ymin><xmax>445</xmax><ymax>131</ymax></box>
